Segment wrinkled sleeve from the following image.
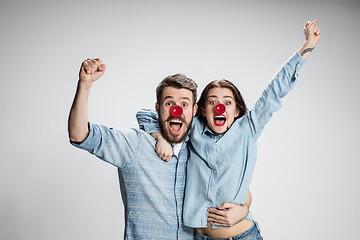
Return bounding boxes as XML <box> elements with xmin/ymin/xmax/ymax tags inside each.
<box><xmin>247</xmin><ymin>52</ymin><xmax>306</xmax><ymax>138</ymax></box>
<box><xmin>70</xmin><ymin>122</ymin><xmax>140</xmax><ymax>168</ymax></box>
<box><xmin>136</xmin><ymin>108</ymin><xmax>161</xmax><ymax>133</ymax></box>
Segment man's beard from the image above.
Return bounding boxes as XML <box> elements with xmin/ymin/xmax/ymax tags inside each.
<box><xmin>158</xmin><ymin>111</ymin><xmax>192</xmax><ymax>144</ymax></box>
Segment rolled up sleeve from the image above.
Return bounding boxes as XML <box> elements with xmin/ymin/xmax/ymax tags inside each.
<box><xmin>70</xmin><ymin>122</ymin><xmax>140</xmax><ymax>168</ymax></box>
<box><xmin>136</xmin><ymin>109</ymin><xmax>161</xmax><ymax>133</ymax></box>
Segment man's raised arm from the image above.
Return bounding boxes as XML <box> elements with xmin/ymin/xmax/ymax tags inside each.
<box><xmin>68</xmin><ymin>58</ymin><xmax>106</xmax><ymax>143</ymax></box>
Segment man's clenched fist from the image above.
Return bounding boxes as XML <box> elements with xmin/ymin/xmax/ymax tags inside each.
<box><xmin>79</xmin><ymin>58</ymin><xmax>106</xmax><ymax>83</ymax></box>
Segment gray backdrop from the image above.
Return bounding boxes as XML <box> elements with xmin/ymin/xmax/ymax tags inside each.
<box><xmin>1</xmin><ymin>0</ymin><xmax>359</xmax><ymax>239</ymax></box>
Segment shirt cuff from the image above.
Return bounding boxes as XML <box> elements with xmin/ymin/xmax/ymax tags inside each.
<box><xmin>290</xmin><ymin>52</ymin><xmax>306</xmax><ymax>72</ymax></box>
<box><xmin>286</xmin><ymin>52</ymin><xmax>306</xmax><ymax>83</ymax></box>
<box><xmin>142</xmin><ymin>123</ymin><xmax>161</xmax><ymax>134</ymax></box>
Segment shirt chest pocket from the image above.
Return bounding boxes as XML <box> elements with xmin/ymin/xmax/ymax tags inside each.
<box><xmin>213</xmin><ymin>142</ymin><xmax>244</xmax><ymax>164</ymax></box>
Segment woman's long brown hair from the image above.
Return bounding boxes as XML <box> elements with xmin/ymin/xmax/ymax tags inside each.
<box><xmin>196</xmin><ymin>80</ymin><xmax>248</xmax><ymax>124</ymax></box>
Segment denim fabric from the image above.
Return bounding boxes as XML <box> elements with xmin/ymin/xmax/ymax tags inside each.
<box><xmin>137</xmin><ymin>53</ymin><xmax>305</xmax><ymax>229</ymax></box>
<box><xmin>70</xmin><ymin>124</ymin><xmax>194</xmax><ymax>240</ymax></box>
<box><xmin>194</xmin><ymin>222</ymin><xmax>263</xmax><ymax>240</ymax></box>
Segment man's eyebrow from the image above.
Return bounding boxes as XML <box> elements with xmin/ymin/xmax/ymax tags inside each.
<box><xmin>163</xmin><ymin>96</ymin><xmax>191</xmax><ymax>101</ymax></box>
<box><xmin>163</xmin><ymin>96</ymin><xmax>174</xmax><ymax>101</ymax></box>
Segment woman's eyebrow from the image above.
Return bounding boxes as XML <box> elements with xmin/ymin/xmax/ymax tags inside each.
<box><xmin>207</xmin><ymin>95</ymin><xmax>233</xmax><ymax>99</ymax></box>
<box><xmin>223</xmin><ymin>96</ymin><xmax>233</xmax><ymax>99</ymax></box>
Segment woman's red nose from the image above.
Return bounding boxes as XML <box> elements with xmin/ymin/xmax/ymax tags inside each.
<box><xmin>215</xmin><ymin>103</ymin><xmax>226</xmax><ymax>114</ymax></box>
<box><xmin>170</xmin><ymin>105</ymin><xmax>183</xmax><ymax>118</ymax></box>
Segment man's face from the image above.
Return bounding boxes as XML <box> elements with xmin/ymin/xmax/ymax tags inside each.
<box><xmin>156</xmin><ymin>87</ymin><xmax>197</xmax><ymax>143</ymax></box>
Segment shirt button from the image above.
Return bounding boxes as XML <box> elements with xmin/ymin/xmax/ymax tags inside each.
<box><xmin>213</xmin><ymin>170</ymin><xmax>216</xmax><ymax>174</ymax></box>
<box><xmin>209</xmin><ymin>155</ymin><xmax>212</xmax><ymax>159</ymax></box>
<box><xmin>211</xmin><ymin>186</ymin><xmax>214</xmax><ymax>190</ymax></box>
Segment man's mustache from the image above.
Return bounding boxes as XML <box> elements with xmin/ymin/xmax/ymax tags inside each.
<box><xmin>165</xmin><ymin>116</ymin><xmax>186</xmax><ymax>123</ymax></box>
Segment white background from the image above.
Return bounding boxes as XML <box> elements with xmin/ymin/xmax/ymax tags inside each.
<box><xmin>1</xmin><ymin>0</ymin><xmax>359</xmax><ymax>239</ymax></box>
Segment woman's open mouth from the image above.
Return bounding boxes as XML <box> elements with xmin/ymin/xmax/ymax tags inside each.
<box><xmin>214</xmin><ymin>115</ymin><xmax>226</xmax><ymax>126</ymax></box>
<box><xmin>169</xmin><ymin>119</ymin><xmax>183</xmax><ymax>134</ymax></box>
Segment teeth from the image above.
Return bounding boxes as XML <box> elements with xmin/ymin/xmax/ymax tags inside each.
<box><xmin>214</xmin><ymin>115</ymin><xmax>226</xmax><ymax>120</ymax></box>
<box><xmin>170</xmin><ymin>120</ymin><xmax>182</xmax><ymax>123</ymax></box>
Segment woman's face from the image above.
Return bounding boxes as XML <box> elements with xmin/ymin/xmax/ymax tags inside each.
<box><xmin>202</xmin><ymin>87</ymin><xmax>239</xmax><ymax>134</ymax></box>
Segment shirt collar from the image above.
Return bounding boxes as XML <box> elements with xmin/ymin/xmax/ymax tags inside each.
<box><xmin>202</xmin><ymin>124</ymin><xmax>224</xmax><ymax>139</ymax></box>
<box><xmin>184</xmin><ymin>133</ymin><xmax>190</xmax><ymax>142</ymax></box>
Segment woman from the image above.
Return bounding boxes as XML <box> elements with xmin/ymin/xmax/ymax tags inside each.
<box><xmin>138</xmin><ymin>20</ymin><xmax>320</xmax><ymax>240</ymax></box>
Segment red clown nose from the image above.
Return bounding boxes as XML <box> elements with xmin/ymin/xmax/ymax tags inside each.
<box><xmin>170</xmin><ymin>105</ymin><xmax>183</xmax><ymax>118</ymax></box>
<box><xmin>215</xmin><ymin>103</ymin><xmax>226</xmax><ymax>115</ymax></box>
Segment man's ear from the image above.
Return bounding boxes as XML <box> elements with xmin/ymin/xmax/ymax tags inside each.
<box><xmin>155</xmin><ymin>102</ymin><xmax>160</xmax><ymax>114</ymax></box>
<box><xmin>193</xmin><ymin>104</ymin><xmax>198</xmax><ymax>117</ymax></box>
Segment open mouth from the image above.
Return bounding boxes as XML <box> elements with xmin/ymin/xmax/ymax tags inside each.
<box><xmin>214</xmin><ymin>115</ymin><xmax>226</xmax><ymax>127</ymax></box>
<box><xmin>169</xmin><ymin>119</ymin><xmax>183</xmax><ymax>134</ymax></box>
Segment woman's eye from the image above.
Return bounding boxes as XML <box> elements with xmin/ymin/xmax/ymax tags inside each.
<box><xmin>210</xmin><ymin>101</ymin><xmax>216</xmax><ymax>105</ymax></box>
<box><xmin>224</xmin><ymin>102</ymin><xmax>231</xmax><ymax>105</ymax></box>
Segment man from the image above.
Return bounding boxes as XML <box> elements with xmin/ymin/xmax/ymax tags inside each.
<box><xmin>68</xmin><ymin>64</ymin><xmax>250</xmax><ymax>239</ymax></box>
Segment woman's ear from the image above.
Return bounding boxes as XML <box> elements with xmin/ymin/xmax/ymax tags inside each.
<box><xmin>202</xmin><ymin>107</ymin><xmax>206</xmax><ymax>117</ymax></box>
<box><xmin>235</xmin><ymin>108</ymin><xmax>240</xmax><ymax>118</ymax></box>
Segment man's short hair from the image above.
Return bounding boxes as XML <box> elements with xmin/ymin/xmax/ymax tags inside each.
<box><xmin>156</xmin><ymin>73</ymin><xmax>198</xmax><ymax>105</ymax></box>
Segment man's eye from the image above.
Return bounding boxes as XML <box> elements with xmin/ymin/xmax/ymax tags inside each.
<box><xmin>182</xmin><ymin>103</ymin><xmax>188</xmax><ymax>107</ymax></box>
<box><xmin>165</xmin><ymin>102</ymin><xmax>173</xmax><ymax>106</ymax></box>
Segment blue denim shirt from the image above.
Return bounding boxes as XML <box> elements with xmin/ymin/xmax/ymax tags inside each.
<box><xmin>71</xmin><ymin>123</ymin><xmax>194</xmax><ymax>239</ymax></box>
<box><xmin>137</xmin><ymin>52</ymin><xmax>305</xmax><ymax>228</ymax></box>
